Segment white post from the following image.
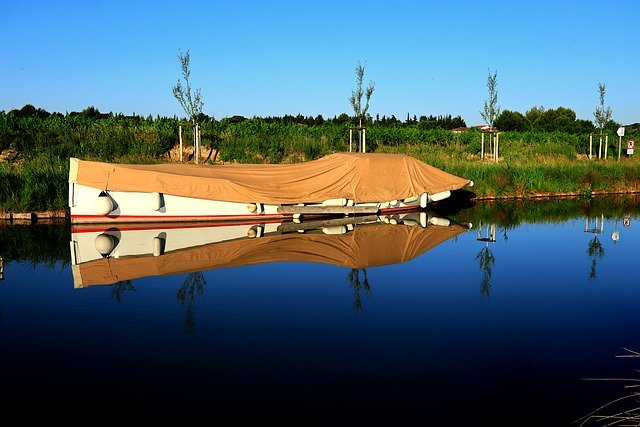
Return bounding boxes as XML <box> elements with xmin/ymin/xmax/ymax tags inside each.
<box><xmin>589</xmin><ymin>134</ymin><xmax>592</xmax><ymax>159</ymax></box>
<box><xmin>349</xmin><ymin>128</ymin><xmax>353</xmax><ymax>152</ymax></box>
<box><xmin>481</xmin><ymin>133</ymin><xmax>485</xmax><ymax>160</ymax></box>
<box><xmin>598</xmin><ymin>135</ymin><xmax>602</xmax><ymax>159</ymax></box>
<box><xmin>362</xmin><ymin>128</ymin><xmax>366</xmax><ymax>153</ymax></box>
<box><xmin>618</xmin><ymin>135</ymin><xmax>622</xmax><ymax>160</ymax></box>
<box><xmin>179</xmin><ymin>125</ymin><xmax>183</xmax><ymax>162</ymax></box>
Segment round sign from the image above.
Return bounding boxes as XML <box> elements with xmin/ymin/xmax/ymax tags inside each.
<box><xmin>628</xmin><ymin>140</ymin><xmax>636</xmax><ymax>150</ymax></box>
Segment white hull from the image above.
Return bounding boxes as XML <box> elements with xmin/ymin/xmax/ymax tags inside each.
<box><xmin>69</xmin><ymin>182</ymin><xmax>450</xmax><ymax>224</ymax></box>
<box><xmin>70</xmin><ymin>211</ymin><xmax>471</xmax><ymax>288</ymax></box>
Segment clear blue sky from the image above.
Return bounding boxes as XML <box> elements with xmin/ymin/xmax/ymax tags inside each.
<box><xmin>2</xmin><ymin>0</ymin><xmax>638</xmax><ymax>126</ymax></box>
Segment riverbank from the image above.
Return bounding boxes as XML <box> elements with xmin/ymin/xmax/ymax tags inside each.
<box><xmin>4</xmin><ymin>188</ymin><xmax>640</xmax><ymax>225</ymax></box>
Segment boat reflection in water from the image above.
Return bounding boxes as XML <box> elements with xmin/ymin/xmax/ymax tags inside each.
<box><xmin>69</xmin><ymin>210</ymin><xmax>472</xmax><ymax>288</ymax></box>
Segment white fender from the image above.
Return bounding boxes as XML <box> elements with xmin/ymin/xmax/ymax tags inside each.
<box><xmin>94</xmin><ymin>192</ymin><xmax>114</xmax><ymax>215</ymax></box>
<box><xmin>429</xmin><ymin>216</ymin><xmax>451</xmax><ymax>227</ymax></box>
<box><xmin>94</xmin><ymin>233</ymin><xmax>118</xmax><ymax>257</ymax></box>
<box><xmin>322</xmin><ymin>198</ymin><xmax>347</xmax><ymax>207</ymax></box>
<box><xmin>403</xmin><ymin>196</ymin><xmax>419</xmax><ymax>204</ymax></box>
<box><xmin>322</xmin><ymin>225</ymin><xmax>347</xmax><ymax>234</ymax></box>
<box><xmin>428</xmin><ymin>190</ymin><xmax>451</xmax><ymax>203</ymax></box>
<box><xmin>152</xmin><ymin>192</ymin><xmax>163</xmax><ymax>211</ymax></box>
<box><xmin>153</xmin><ymin>236</ymin><xmax>166</xmax><ymax>256</ymax></box>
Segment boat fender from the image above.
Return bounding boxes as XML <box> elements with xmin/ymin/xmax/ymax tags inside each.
<box><xmin>246</xmin><ymin>225</ymin><xmax>263</xmax><ymax>238</ymax></box>
<box><xmin>402</xmin><ymin>219</ymin><xmax>419</xmax><ymax>227</ymax></box>
<box><xmin>429</xmin><ymin>216</ymin><xmax>451</xmax><ymax>227</ymax></box>
<box><xmin>153</xmin><ymin>236</ymin><xmax>166</xmax><ymax>256</ymax></box>
<box><xmin>322</xmin><ymin>198</ymin><xmax>347</xmax><ymax>207</ymax></box>
<box><xmin>419</xmin><ymin>193</ymin><xmax>428</xmax><ymax>208</ymax></box>
<box><xmin>94</xmin><ymin>233</ymin><xmax>119</xmax><ymax>258</ymax></box>
<box><xmin>247</xmin><ymin>203</ymin><xmax>257</xmax><ymax>213</ymax></box>
<box><xmin>389</xmin><ymin>218</ymin><xmax>398</xmax><ymax>225</ymax></box>
<box><xmin>152</xmin><ymin>192</ymin><xmax>164</xmax><ymax>211</ymax></box>
<box><xmin>420</xmin><ymin>212</ymin><xmax>427</xmax><ymax>228</ymax></box>
<box><xmin>427</xmin><ymin>190</ymin><xmax>451</xmax><ymax>204</ymax></box>
<box><xmin>403</xmin><ymin>196</ymin><xmax>419</xmax><ymax>204</ymax></box>
<box><xmin>346</xmin><ymin>224</ymin><xmax>354</xmax><ymax>231</ymax></box>
<box><xmin>293</xmin><ymin>213</ymin><xmax>302</xmax><ymax>220</ymax></box>
<box><xmin>346</xmin><ymin>199</ymin><xmax>355</xmax><ymax>206</ymax></box>
<box><xmin>94</xmin><ymin>191</ymin><xmax>114</xmax><ymax>216</ymax></box>
<box><xmin>322</xmin><ymin>225</ymin><xmax>347</xmax><ymax>235</ymax></box>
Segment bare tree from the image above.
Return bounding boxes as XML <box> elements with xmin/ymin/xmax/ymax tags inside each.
<box><xmin>172</xmin><ymin>49</ymin><xmax>203</xmax><ymax>123</ymax></box>
<box><xmin>349</xmin><ymin>61</ymin><xmax>375</xmax><ymax>128</ymax></box>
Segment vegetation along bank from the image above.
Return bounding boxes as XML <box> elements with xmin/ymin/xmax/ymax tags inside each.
<box><xmin>1</xmin><ymin>104</ymin><xmax>639</xmax><ymax>220</ymax></box>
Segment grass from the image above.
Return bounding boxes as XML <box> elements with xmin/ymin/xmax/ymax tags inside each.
<box><xmin>1</xmin><ymin>129</ymin><xmax>640</xmax><ymax>214</ymax></box>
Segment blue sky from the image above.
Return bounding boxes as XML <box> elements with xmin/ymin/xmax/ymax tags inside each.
<box><xmin>2</xmin><ymin>0</ymin><xmax>638</xmax><ymax>126</ymax></box>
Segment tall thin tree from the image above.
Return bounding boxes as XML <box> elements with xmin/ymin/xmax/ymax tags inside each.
<box><xmin>480</xmin><ymin>68</ymin><xmax>500</xmax><ymax>158</ymax></box>
<box><xmin>593</xmin><ymin>82</ymin><xmax>612</xmax><ymax>159</ymax></box>
<box><xmin>172</xmin><ymin>49</ymin><xmax>204</xmax><ymax>123</ymax></box>
<box><xmin>349</xmin><ymin>61</ymin><xmax>375</xmax><ymax>128</ymax></box>
<box><xmin>480</xmin><ymin>68</ymin><xmax>500</xmax><ymax>128</ymax></box>
<box><xmin>172</xmin><ymin>49</ymin><xmax>204</xmax><ymax>162</ymax></box>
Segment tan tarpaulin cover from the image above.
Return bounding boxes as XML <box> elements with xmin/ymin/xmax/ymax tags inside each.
<box><xmin>73</xmin><ymin>222</ymin><xmax>469</xmax><ymax>287</ymax></box>
<box><xmin>70</xmin><ymin>152</ymin><xmax>471</xmax><ymax>204</ymax></box>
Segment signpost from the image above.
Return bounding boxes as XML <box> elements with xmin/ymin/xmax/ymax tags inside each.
<box><xmin>617</xmin><ymin>126</ymin><xmax>625</xmax><ymax>160</ymax></box>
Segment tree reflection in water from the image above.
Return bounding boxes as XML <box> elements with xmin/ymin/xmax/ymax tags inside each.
<box><xmin>476</xmin><ymin>221</ymin><xmax>496</xmax><ymax>297</ymax></box>
<box><xmin>586</xmin><ymin>235</ymin><xmax>605</xmax><ymax>282</ymax></box>
<box><xmin>346</xmin><ymin>268</ymin><xmax>371</xmax><ymax>313</ymax></box>
<box><xmin>176</xmin><ymin>271</ymin><xmax>206</xmax><ymax>332</ymax></box>
<box><xmin>476</xmin><ymin>246</ymin><xmax>495</xmax><ymax>297</ymax></box>
<box><xmin>584</xmin><ymin>215</ymin><xmax>606</xmax><ymax>282</ymax></box>
<box><xmin>109</xmin><ymin>280</ymin><xmax>135</xmax><ymax>303</ymax></box>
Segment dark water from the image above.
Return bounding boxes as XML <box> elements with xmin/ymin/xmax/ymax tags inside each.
<box><xmin>2</xmin><ymin>195</ymin><xmax>640</xmax><ymax>424</ymax></box>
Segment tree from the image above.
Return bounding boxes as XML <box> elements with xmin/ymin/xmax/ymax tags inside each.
<box><xmin>349</xmin><ymin>61</ymin><xmax>375</xmax><ymax>128</ymax></box>
<box><xmin>480</xmin><ymin>68</ymin><xmax>500</xmax><ymax>129</ymax></box>
<box><xmin>593</xmin><ymin>82</ymin><xmax>612</xmax><ymax>158</ymax></box>
<box><xmin>593</xmin><ymin>82</ymin><xmax>612</xmax><ymax>133</ymax></box>
<box><xmin>480</xmin><ymin>68</ymin><xmax>501</xmax><ymax>159</ymax></box>
<box><xmin>172</xmin><ymin>49</ymin><xmax>204</xmax><ymax>122</ymax></box>
<box><xmin>172</xmin><ymin>49</ymin><xmax>204</xmax><ymax>162</ymax></box>
<box><xmin>494</xmin><ymin>110</ymin><xmax>527</xmax><ymax>132</ymax></box>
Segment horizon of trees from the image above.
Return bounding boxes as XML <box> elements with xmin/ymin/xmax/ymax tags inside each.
<box><xmin>2</xmin><ymin>103</ymin><xmax>636</xmax><ymax>134</ymax></box>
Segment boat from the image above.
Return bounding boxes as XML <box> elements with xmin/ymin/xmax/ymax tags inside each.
<box><xmin>68</xmin><ymin>152</ymin><xmax>474</xmax><ymax>224</ymax></box>
<box><xmin>69</xmin><ymin>210</ymin><xmax>472</xmax><ymax>288</ymax></box>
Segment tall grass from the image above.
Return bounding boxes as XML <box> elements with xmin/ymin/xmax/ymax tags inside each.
<box><xmin>1</xmin><ymin>112</ymin><xmax>639</xmax><ymax>213</ymax></box>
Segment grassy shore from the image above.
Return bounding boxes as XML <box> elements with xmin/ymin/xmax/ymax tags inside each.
<box><xmin>1</xmin><ymin>136</ymin><xmax>639</xmax><ymax>220</ymax></box>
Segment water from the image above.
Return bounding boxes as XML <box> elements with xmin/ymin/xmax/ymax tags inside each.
<box><xmin>1</xmin><ymin>196</ymin><xmax>640</xmax><ymax>424</ymax></box>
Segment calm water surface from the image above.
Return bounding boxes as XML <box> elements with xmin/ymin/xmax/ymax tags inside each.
<box><xmin>2</xmin><ymin>196</ymin><xmax>640</xmax><ymax>424</ymax></box>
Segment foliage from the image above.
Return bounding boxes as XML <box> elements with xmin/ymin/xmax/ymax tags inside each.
<box><xmin>172</xmin><ymin>49</ymin><xmax>204</xmax><ymax>122</ymax></box>
<box><xmin>480</xmin><ymin>69</ymin><xmax>500</xmax><ymax>128</ymax></box>
<box><xmin>1</xmin><ymin>103</ymin><xmax>639</xmax><ymax>213</ymax></box>
<box><xmin>349</xmin><ymin>61</ymin><xmax>375</xmax><ymax>127</ymax></box>
<box><xmin>593</xmin><ymin>82</ymin><xmax>612</xmax><ymax>133</ymax></box>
